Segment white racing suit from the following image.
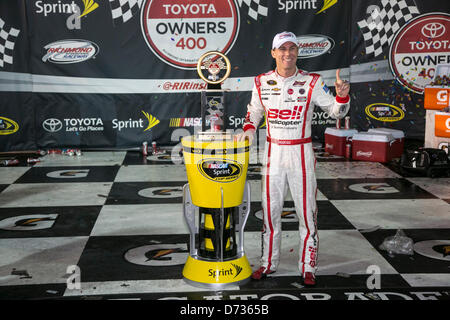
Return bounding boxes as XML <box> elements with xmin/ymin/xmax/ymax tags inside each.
<box><xmin>243</xmin><ymin>68</ymin><xmax>350</xmax><ymax>275</ymax></box>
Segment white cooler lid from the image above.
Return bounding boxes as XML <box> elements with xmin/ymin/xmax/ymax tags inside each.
<box><xmin>325</xmin><ymin>127</ymin><xmax>358</xmax><ymax>137</ymax></box>
<box><xmin>352</xmin><ymin>132</ymin><xmax>394</xmax><ymax>142</ymax></box>
<box><xmin>368</xmin><ymin>128</ymin><xmax>404</xmax><ymax>139</ymax></box>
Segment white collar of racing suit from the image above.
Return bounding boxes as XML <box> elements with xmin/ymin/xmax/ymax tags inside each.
<box><xmin>274</xmin><ymin>67</ymin><xmax>305</xmax><ymax>81</ymax></box>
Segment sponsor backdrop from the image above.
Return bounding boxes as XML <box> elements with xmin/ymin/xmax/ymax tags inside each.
<box><xmin>0</xmin><ymin>0</ymin><xmax>449</xmax><ymax>151</ymax></box>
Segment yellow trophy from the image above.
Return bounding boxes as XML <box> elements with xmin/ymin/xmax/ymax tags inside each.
<box><xmin>181</xmin><ymin>52</ymin><xmax>252</xmax><ymax>289</ymax></box>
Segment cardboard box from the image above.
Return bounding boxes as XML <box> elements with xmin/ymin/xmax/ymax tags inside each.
<box><xmin>352</xmin><ymin>132</ymin><xmax>395</xmax><ymax>163</ymax></box>
<box><xmin>368</xmin><ymin>128</ymin><xmax>405</xmax><ymax>158</ymax></box>
<box><xmin>324</xmin><ymin>128</ymin><xmax>358</xmax><ymax>157</ymax></box>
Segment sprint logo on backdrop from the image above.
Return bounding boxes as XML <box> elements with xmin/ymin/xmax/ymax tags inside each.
<box><xmin>35</xmin><ymin>0</ymin><xmax>99</xmax><ymax>29</ymax></box>
<box><xmin>42</xmin><ymin>111</ymin><xmax>160</xmax><ymax>133</ymax></box>
<box><xmin>278</xmin><ymin>0</ymin><xmax>338</xmax><ymax>14</ymax></box>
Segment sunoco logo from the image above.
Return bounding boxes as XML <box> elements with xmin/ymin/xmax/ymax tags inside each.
<box><xmin>389</xmin><ymin>13</ymin><xmax>450</xmax><ymax>94</ymax></box>
<box><xmin>365</xmin><ymin>103</ymin><xmax>405</xmax><ymax>122</ymax></box>
<box><xmin>198</xmin><ymin>159</ymin><xmax>242</xmax><ymax>182</ymax></box>
<box><xmin>296</xmin><ymin>34</ymin><xmax>334</xmax><ymax>58</ymax></box>
<box><xmin>42</xmin><ymin>39</ymin><xmax>99</xmax><ymax>64</ymax></box>
<box><xmin>141</xmin><ymin>0</ymin><xmax>240</xmax><ymax>69</ymax></box>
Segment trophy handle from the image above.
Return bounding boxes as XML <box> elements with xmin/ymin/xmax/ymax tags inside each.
<box><xmin>237</xmin><ymin>181</ymin><xmax>251</xmax><ymax>256</ymax></box>
<box><xmin>183</xmin><ymin>183</ymin><xmax>198</xmax><ymax>257</ymax></box>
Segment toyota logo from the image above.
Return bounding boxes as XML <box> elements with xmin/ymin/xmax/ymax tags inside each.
<box><xmin>43</xmin><ymin>118</ymin><xmax>63</xmax><ymax>132</ymax></box>
<box><xmin>421</xmin><ymin>22</ymin><xmax>446</xmax><ymax>38</ymax></box>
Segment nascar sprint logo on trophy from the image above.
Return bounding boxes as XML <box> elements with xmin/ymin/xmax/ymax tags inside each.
<box><xmin>141</xmin><ymin>0</ymin><xmax>239</xmax><ymax>69</ymax></box>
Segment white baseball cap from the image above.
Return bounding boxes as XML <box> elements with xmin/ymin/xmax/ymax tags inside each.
<box><xmin>272</xmin><ymin>31</ymin><xmax>299</xmax><ymax>49</ymax></box>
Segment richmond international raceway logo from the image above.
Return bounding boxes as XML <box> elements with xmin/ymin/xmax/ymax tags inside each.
<box><xmin>296</xmin><ymin>34</ymin><xmax>335</xmax><ymax>59</ymax></box>
<box><xmin>42</xmin><ymin>39</ymin><xmax>99</xmax><ymax>64</ymax></box>
<box><xmin>141</xmin><ymin>0</ymin><xmax>240</xmax><ymax>69</ymax></box>
<box><xmin>389</xmin><ymin>13</ymin><xmax>450</xmax><ymax>94</ymax></box>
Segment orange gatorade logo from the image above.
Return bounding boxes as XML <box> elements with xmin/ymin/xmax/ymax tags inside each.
<box><xmin>435</xmin><ymin>112</ymin><xmax>450</xmax><ymax>137</ymax></box>
<box><xmin>424</xmin><ymin>87</ymin><xmax>450</xmax><ymax>110</ymax></box>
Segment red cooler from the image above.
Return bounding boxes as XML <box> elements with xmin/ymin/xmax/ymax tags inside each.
<box><xmin>368</xmin><ymin>128</ymin><xmax>405</xmax><ymax>158</ymax></box>
<box><xmin>352</xmin><ymin>132</ymin><xmax>395</xmax><ymax>163</ymax></box>
<box><xmin>324</xmin><ymin>128</ymin><xmax>358</xmax><ymax>156</ymax></box>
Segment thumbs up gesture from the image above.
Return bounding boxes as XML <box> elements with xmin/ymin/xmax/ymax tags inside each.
<box><xmin>335</xmin><ymin>69</ymin><xmax>350</xmax><ymax>98</ymax></box>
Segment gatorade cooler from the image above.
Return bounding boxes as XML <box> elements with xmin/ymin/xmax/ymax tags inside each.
<box><xmin>352</xmin><ymin>132</ymin><xmax>395</xmax><ymax>163</ymax></box>
<box><xmin>368</xmin><ymin>128</ymin><xmax>405</xmax><ymax>158</ymax></box>
<box><xmin>324</xmin><ymin>127</ymin><xmax>358</xmax><ymax>156</ymax></box>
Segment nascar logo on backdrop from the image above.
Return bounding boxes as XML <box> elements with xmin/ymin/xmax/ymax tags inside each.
<box><xmin>0</xmin><ymin>116</ymin><xmax>19</xmax><ymax>135</ymax></box>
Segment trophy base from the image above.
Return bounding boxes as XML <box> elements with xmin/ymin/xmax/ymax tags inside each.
<box><xmin>196</xmin><ymin>131</ymin><xmax>232</xmax><ymax>141</ymax></box>
<box><xmin>182</xmin><ymin>254</ymin><xmax>252</xmax><ymax>290</ymax></box>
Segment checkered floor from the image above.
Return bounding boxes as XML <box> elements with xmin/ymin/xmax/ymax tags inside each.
<box><xmin>0</xmin><ymin>146</ymin><xmax>449</xmax><ymax>301</ymax></box>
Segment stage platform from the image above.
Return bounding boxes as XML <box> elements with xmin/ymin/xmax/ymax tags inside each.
<box><xmin>0</xmin><ymin>145</ymin><xmax>449</xmax><ymax>302</ymax></box>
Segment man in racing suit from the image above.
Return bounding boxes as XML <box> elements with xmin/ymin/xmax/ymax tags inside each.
<box><xmin>236</xmin><ymin>31</ymin><xmax>350</xmax><ymax>286</ymax></box>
